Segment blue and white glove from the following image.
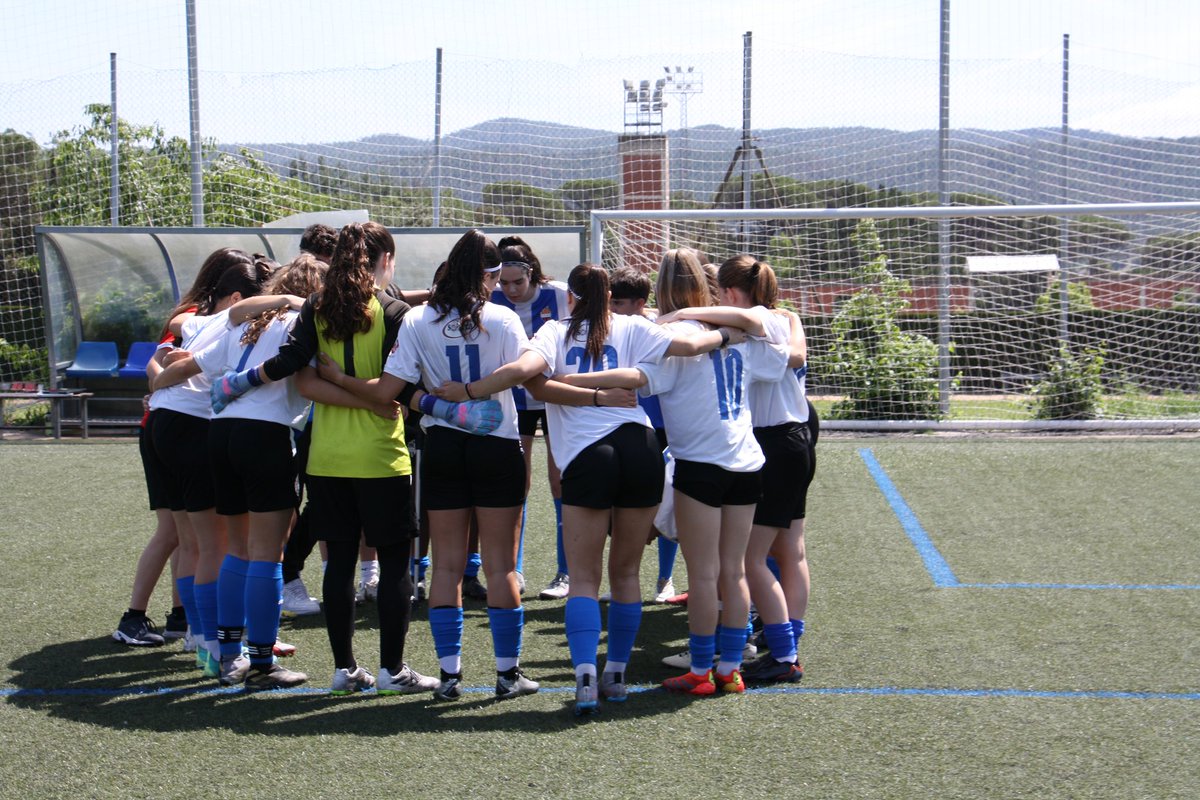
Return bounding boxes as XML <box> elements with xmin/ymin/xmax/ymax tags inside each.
<box><xmin>211</xmin><ymin>368</ymin><xmax>261</xmax><ymax>414</ymax></box>
<box><xmin>418</xmin><ymin>394</ymin><xmax>502</xmax><ymax>436</ymax></box>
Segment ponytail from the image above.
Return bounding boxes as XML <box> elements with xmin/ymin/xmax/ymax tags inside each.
<box><xmin>565</xmin><ymin>263</ymin><xmax>610</xmax><ymax>362</ymax></box>
<box><xmin>316</xmin><ymin>222</ymin><xmax>392</xmax><ymax>341</ymax></box>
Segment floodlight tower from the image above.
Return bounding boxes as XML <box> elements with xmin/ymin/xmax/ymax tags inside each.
<box><xmin>663</xmin><ymin>66</ymin><xmax>703</xmax><ymax>197</ymax></box>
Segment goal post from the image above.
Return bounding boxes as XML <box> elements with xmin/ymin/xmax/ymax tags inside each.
<box><xmin>590</xmin><ymin>202</ymin><xmax>1200</xmax><ymax>430</ymax></box>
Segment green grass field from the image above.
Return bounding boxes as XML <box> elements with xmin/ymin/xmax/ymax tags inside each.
<box><xmin>2</xmin><ymin>435</ymin><xmax>1198</xmax><ymax>799</ymax></box>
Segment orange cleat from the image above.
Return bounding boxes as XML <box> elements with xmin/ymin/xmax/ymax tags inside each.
<box><xmin>663</xmin><ymin>669</ymin><xmax>716</xmax><ymax>695</ymax></box>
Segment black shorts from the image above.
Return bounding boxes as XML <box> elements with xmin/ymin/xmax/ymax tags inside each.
<box><xmin>561</xmin><ymin>423</ymin><xmax>665</xmax><ymax>509</ymax></box>
<box><xmin>672</xmin><ymin>458</ymin><xmax>762</xmax><ymax>508</ymax></box>
<box><xmin>208</xmin><ymin>418</ymin><xmax>299</xmax><ymax>515</ymax></box>
<box><xmin>147</xmin><ymin>408</ymin><xmax>215</xmax><ymax>512</ymax></box>
<box><xmin>752</xmin><ymin>422</ymin><xmax>814</xmax><ymax>527</ymax></box>
<box><xmin>139</xmin><ymin>416</ymin><xmax>170</xmax><ymax>511</ymax></box>
<box><xmin>517</xmin><ymin>409</ymin><xmax>547</xmax><ymax>438</ymax></box>
<box><xmin>305</xmin><ymin>474</ymin><xmax>413</xmax><ymax>548</ymax></box>
<box><xmin>421</xmin><ymin>426</ymin><xmax>526</xmax><ymax>510</ymax></box>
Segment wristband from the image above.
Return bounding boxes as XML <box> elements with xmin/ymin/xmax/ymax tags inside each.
<box><xmin>464</xmin><ymin>382</ymin><xmax>475</xmax><ymax>400</ymax></box>
<box><xmin>593</xmin><ymin>388</ymin><xmax>600</xmax><ymax>406</ymax></box>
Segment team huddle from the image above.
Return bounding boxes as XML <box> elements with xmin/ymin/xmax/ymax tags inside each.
<box><xmin>112</xmin><ymin>222</ymin><xmax>816</xmax><ymax>714</ymax></box>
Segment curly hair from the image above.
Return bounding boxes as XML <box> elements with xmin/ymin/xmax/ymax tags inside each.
<box><xmin>565</xmin><ymin>263</ymin><xmax>610</xmax><ymax>362</ymax></box>
<box><xmin>242</xmin><ymin>253</ymin><xmax>327</xmax><ymax>346</ymax></box>
<box><xmin>314</xmin><ymin>222</ymin><xmax>393</xmax><ymax>342</ymax></box>
<box><xmin>299</xmin><ymin>224</ymin><xmax>337</xmax><ymax>261</ymax></box>
<box><xmin>430</xmin><ymin>229</ymin><xmax>498</xmax><ymax>339</ymax></box>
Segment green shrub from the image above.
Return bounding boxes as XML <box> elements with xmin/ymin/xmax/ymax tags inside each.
<box><xmin>80</xmin><ymin>280</ymin><xmax>172</xmax><ymax>354</ymax></box>
<box><xmin>0</xmin><ymin>337</ymin><xmax>46</xmax><ymax>382</ymax></box>
<box><xmin>823</xmin><ymin>219</ymin><xmax>945</xmax><ymax>420</ymax></box>
<box><xmin>1027</xmin><ymin>345</ymin><xmax>1105</xmax><ymax>420</ymax></box>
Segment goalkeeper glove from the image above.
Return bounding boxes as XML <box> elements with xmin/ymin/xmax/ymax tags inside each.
<box><xmin>418</xmin><ymin>394</ymin><xmax>502</xmax><ymax>436</ymax></box>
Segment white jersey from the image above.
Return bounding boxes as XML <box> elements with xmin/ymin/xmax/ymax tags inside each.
<box><xmin>149</xmin><ymin>309</ymin><xmax>233</xmax><ymax>419</ymax></box>
<box><xmin>385</xmin><ymin>301</ymin><xmax>527</xmax><ymax>439</ymax></box>
<box><xmin>748</xmin><ymin>309</ymin><xmax>809</xmax><ymax>427</ymax></box>
<box><xmin>637</xmin><ymin>320</ymin><xmax>787</xmax><ymax>472</ymax></box>
<box><xmin>191</xmin><ymin>310</ymin><xmax>311</xmax><ymax>430</ymax></box>
<box><xmin>491</xmin><ymin>280</ymin><xmax>569</xmax><ymax>412</ymax></box>
<box><xmin>525</xmin><ymin>314</ymin><xmax>675</xmax><ymax>473</ymax></box>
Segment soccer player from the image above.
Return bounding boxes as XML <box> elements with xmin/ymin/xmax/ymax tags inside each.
<box><xmin>490</xmin><ymin>237</ymin><xmax>570</xmax><ymax>600</ymax></box>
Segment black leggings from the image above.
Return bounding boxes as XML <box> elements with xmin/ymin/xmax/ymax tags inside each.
<box><xmin>322</xmin><ymin>539</ymin><xmax>414</xmax><ymax>672</ymax></box>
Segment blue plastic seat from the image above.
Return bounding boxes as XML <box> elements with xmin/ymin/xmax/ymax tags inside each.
<box><xmin>118</xmin><ymin>341</ymin><xmax>158</xmax><ymax>379</ymax></box>
<box><xmin>64</xmin><ymin>341</ymin><xmax>119</xmax><ymax>378</ymax></box>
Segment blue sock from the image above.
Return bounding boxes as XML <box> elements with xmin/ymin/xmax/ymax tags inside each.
<box><xmin>745</xmin><ymin>613</ymin><xmax>754</xmax><ymax>644</ymax></box>
<box><xmin>766</xmin><ymin>555</ymin><xmax>782</xmax><ymax>582</ymax></box>
<box><xmin>791</xmin><ymin>618</ymin><xmax>805</xmax><ymax>649</ymax></box>
<box><xmin>176</xmin><ymin>576</ymin><xmax>198</xmax><ymax>634</ymax></box>
<box><xmin>464</xmin><ymin>552</ymin><xmax>481</xmax><ymax>579</ymax></box>
<box><xmin>216</xmin><ymin>555</ymin><xmax>249</xmax><ymax>658</ymax></box>
<box><xmin>553</xmin><ymin>499</ymin><xmax>566</xmax><ymax>574</ymax></box>
<box><xmin>564</xmin><ymin>596</ymin><xmax>601</xmax><ymax>669</ymax></box>
<box><xmin>244</xmin><ymin>561</ymin><xmax>283</xmax><ymax>666</ymax></box>
<box><xmin>657</xmin><ymin>537</ymin><xmax>678</xmax><ymax>581</ymax></box>
<box><xmin>416</xmin><ymin>555</ymin><xmax>429</xmax><ymax>582</ymax></box>
<box><xmin>193</xmin><ymin>580</ymin><xmax>219</xmax><ymax>646</ymax></box>
<box><xmin>487</xmin><ymin>606</ymin><xmax>524</xmax><ymax>670</ymax></box>
<box><xmin>605</xmin><ymin>601</ymin><xmax>642</xmax><ymax>666</ymax></box>
<box><xmin>688</xmin><ymin>632</ymin><xmax>716</xmax><ymax>674</ymax></box>
<box><xmin>718</xmin><ymin>625</ymin><xmax>748</xmax><ymax>668</ymax></box>
<box><xmin>429</xmin><ymin>606</ymin><xmax>464</xmax><ymax>661</ymax></box>
<box><xmin>515</xmin><ymin>502</ymin><xmax>526</xmax><ymax>574</ymax></box>
<box><xmin>763</xmin><ymin>621</ymin><xmax>797</xmax><ymax>662</ymax></box>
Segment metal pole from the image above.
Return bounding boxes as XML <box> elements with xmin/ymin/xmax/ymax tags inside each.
<box><xmin>936</xmin><ymin>0</ymin><xmax>952</xmax><ymax>417</ymax></box>
<box><xmin>433</xmin><ymin>47</ymin><xmax>443</xmax><ymax>227</ymax></box>
<box><xmin>109</xmin><ymin>53</ymin><xmax>119</xmax><ymax>227</ymax></box>
<box><xmin>741</xmin><ymin>31</ymin><xmax>753</xmax><ymax>250</ymax></box>
<box><xmin>1058</xmin><ymin>33</ymin><xmax>1071</xmax><ymax>345</ymax></box>
<box><xmin>185</xmin><ymin>0</ymin><xmax>204</xmax><ymax>226</ymax></box>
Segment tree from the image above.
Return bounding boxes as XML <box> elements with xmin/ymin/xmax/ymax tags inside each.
<box><xmin>0</xmin><ymin>130</ymin><xmax>43</xmax><ymax>260</ymax></box>
<box><xmin>481</xmin><ymin>181</ymin><xmax>570</xmax><ymax>226</ymax></box>
<box><xmin>1137</xmin><ymin>232</ymin><xmax>1200</xmax><ymax>273</ymax></box>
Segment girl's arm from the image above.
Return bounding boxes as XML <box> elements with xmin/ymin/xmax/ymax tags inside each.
<box><xmin>167</xmin><ymin>311</ymin><xmax>195</xmax><ymax>338</ymax></box>
<box><xmin>523</xmin><ymin>374</ymin><xmax>637</xmax><ymax>408</ymax></box>
<box><xmin>228</xmin><ymin>294</ymin><xmax>304</xmax><ymax>326</ymax></box>
<box><xmin>664</xmin><ymin>326</ymin><xmax>746</xmax><ymax>357</ymax></box>
<box><xmin>781</xmin><ymin>309</ymin><xmax>807</xmax><ymax>369</ymax></box>
<box><xmin>151</xmin><ymin>354</ymin><xmax>201</xmax><ymax>392</ymax></box>
<box><xmin>656</xmin><ymin>306</ymin><xmax>767</xmax><ymax>337</ymax></box>
<box><xmin>294</xmin><ymin>366</ymin><xmax>399</xmax><ymax>420</ymax></box>
<box><xmin>433</xmin><ymin>351</ymin><xmax>549</xmax><ymax>403</ymax></box>
<box><xmin>556</xmin><ymin>367</ymin><xmax>648</xmax><ymax>390</ymax></box>
<box><xmin>315</xmin><ymin>353</ymin><xmax>410</xmax><ymax>405</ymax></box>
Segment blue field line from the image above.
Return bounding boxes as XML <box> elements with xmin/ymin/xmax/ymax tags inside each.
<box><xmin>3</xmin><ymin>684</ymin><xmax>1198</xmax><ymax>701</ymax></box>
<box><xmin>858</xmin><ymin>448</ymin><xmax>960</xmax><ymax>587</ymax></box>
<box><xmin>959</xmin><ymin>581</ymin><xmax>1200</xmax><ymax>590</ymax></box>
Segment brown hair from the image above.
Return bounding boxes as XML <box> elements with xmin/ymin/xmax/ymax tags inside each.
<box><xmin>497</xmin><ymin>235</ymin><xmax>548</xmax><ymax>284</ymax></box>
<box><xmin>299</xmin><ymin>224</ymin><xmax>337</xmax><ymax>260</ymax></box>
<box><xmin>565</xmin><ymin>263</ymin><xmax>610</xmax><ymax>362</ymax></box>
<box><xmin>430</xmin><ymin>229</ymin><xmax>499</xmax><ymax>338</ymax></box>
<box><xmin>718</xmin><ymin>255</ymin><xmax>778</xmax><ymax>308</ymax></box>
<box><xmin>654</xmin><ymin>247</ymin><xmax>711</xmax><ymax>314</ymax></box>
<box><xmin>242</xmin><ymin>253</ymin><xmax>327</xmax><ymax>346</ymax></box>
<box><xmin>161</xmin><ymin>247</ymin><xmax>255</xmax><ymax>338</ymax></box>
<box><xmin>315</xmin><ymin>222</ymin><xmax>394</xmax><ymax>342</ymax></box>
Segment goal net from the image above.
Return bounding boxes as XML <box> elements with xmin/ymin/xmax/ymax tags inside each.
<box><xmin>592</xmin><ymin>203</ymin><xmax>1200</xmax><ymax>428</ymax></box>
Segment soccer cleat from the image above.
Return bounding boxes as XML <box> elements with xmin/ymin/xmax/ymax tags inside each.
<box><xmin>652</xmin><ymin>578</ymin><xmax>676</xmax><ymax>604</ymax></box>
<box><xmin>413</xmin><ymin>580</ymin><xmax>427</xmax><ymax>604</ymax></box>
<box><xmin>245</xmin><ymin>663</ymin><xmax>308</xmax><ymax>690</ymax></box>
<box><xmin>113</xmin><ymin>614</ymin><xmax>166</xmax><ymax>647</ymax></box>
<box><xmin>539</xmin><ymin>572</ymin><xmax>570</xmax><ymax>600</ymax></box>
<box><xmin>495</xmin><ymin>666</ymin><xmax>539</xmax><ymax>700</ymax></box>
<box><xmin>163</xmin><ymin>608</ymin><xmax>188</xmax><ymax>640</ymax></box>
<box><xmin>462</xmin><ymin>574</ymin><xmax>488</xmax><ymax>601</ymax></box>
<box><xmin>741</xmin><ymin>652</ymin><xmax>804</xmax><ymax>684</ymax></box>
<box><xmin>195</xmin><ymin>645</ymin><xmax>208</xmax><ymax>669</ymax></box>
<box><xmin>715</xmin><ymin>668</ymin><xmax>745</xmax><ymax>693</ymax></box>
<box><xmin>664</xmin><ymin>591</ymin><xmax>689</xmax><ymax>605</ymax></box>
<box><xmin>660</xmin><ymin>650</ymin><xmax>693</xmax><ymax>669</ymax></box>
<box><xmin>330</xmin><ymin>666</ymin><xmax>375</xmax><ymax>695</ymax></box>
<box><xmin>355</xmin><ymin>574</ymin><xmax>379</xmax><ymax>605</ymax></box>
<box><xmin>662</xmin><ymin>670</ymin><xmax>716</xmax><ymax>695</ymax></box>
<box><xmin>182</xmin><ymin>629</ymin><xmax>199</xmax><ymax>653</ymax></box>
<box><xmin>599</xmin><ymin>671</ymin><xmax>628</xmax><ymax>702</ymax></box>
<box><xmin>273</xmin><ymin>640</ymin><xmax>297</xmax><ymax>658</ymax></box>
<box><xmin>432</xmin><ymin>671</ymin><xmax>464</xmax><ymax>701</ymax></box>
<box><xmin>201</xmin><ymin>650</ymin><xmax>220</xmax><ymax>679</ymax></box>
<box><xmin>574</xmin><ymin>673</ymin><xmax>599</xmax><ymax>716</ymax></box>
<box><xmin>377</xmin><ymin>664</ymin><xmax>439</xmax><ymax>695</ymax></box>
<box><xmin>281</xmin><ymin>578</ymin><xmax>321</xmax><ymax>616</ymax></box>
<box><xmin>218</xmin><ymin>654</ymin><xmax>250</xmax><ymax>686</ymax></box>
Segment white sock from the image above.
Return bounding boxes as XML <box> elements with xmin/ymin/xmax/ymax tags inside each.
<box><xmin>361</xmin><ymin>559</ymin><xmax>379</xmax><ymax>581</ymax></box>
<box><xmin>602</xmin><ymin>660</ymin><xmax>626</xmax><ymax>676</ymax></box>
<box><xmin>575</xmin><ymin>663</ymin><xmax>598</xmax><ymax>680</ymax></box>
<box><xmin>438</xmin><ymin>655</ymin><xmax>462</xmax><ymax>675</ymax></box>
<box><xmin>496</xmin><ymin>656</ymin><xmax>519</xmax><ymax>673</ymax></box>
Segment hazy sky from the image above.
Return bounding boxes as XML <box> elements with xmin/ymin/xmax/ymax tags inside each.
<box><xmin>2</xmin><ymin>0</ymin><xmax>1197</xmax><ymax>144</ymax></box>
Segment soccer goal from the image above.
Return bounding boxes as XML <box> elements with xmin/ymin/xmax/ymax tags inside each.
<box><xmin>590</xmin><ymin>202</ymin><xmax>1200</xmax><ymax>430</ymax></box>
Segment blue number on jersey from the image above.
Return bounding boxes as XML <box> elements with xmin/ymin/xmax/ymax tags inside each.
<box><xmin>709</xmin><ymin>349</ymin><xmax>745</xmax><ymax>420</ymax></box>
<box><xmin>445</xmin><ymin>344</ymin><xmax>482</xmax><ymax>383</ymax></box>
<box><xmin>565</xmin><ymin>345</ymin><xmax>618</xmax><ymax>373</ymax></box>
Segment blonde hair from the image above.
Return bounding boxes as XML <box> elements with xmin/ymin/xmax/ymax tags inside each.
<box><xmin>654</xmin><ymin>248</ymin><xmax>712</xmax><ymax>314</ymax></box>
<box><xmin>242</xmin><ymin>253</ymin><xmax>327</xmax><ymax>346</ymax></box>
